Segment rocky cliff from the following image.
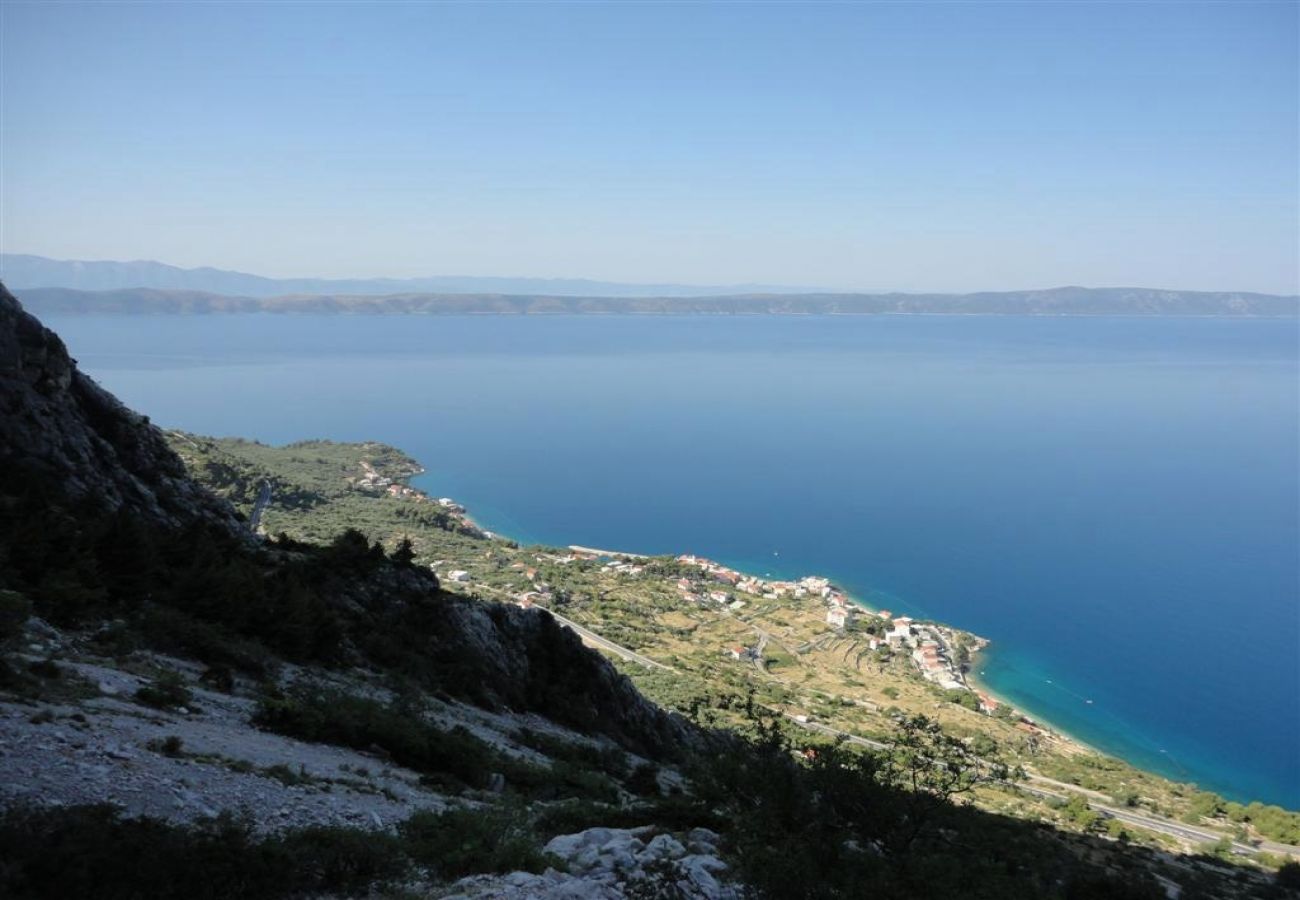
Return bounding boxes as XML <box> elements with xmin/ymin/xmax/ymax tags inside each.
<box><xmin>0</xmin><ymin>282</ymin><xmax>244</xmax><ymax>533</ymax></box>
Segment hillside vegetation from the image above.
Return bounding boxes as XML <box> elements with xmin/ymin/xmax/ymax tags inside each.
<box><xmin>160</xmin><ymin>432</ymin><xmax>1300</xmax><ymax>889</ymax></box>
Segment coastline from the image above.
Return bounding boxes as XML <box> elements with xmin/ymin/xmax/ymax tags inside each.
<box><xmin>409</xmin><ymin>472</ymin><xmax>1104</xmax><ymax>764</ymax></box>
<box><xmin>962</xmin><ymin>644</ymin><xmax>1104</xmax><ymax>759</ymax></box>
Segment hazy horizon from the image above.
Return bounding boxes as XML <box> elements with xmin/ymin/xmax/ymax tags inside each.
<box><xmin>2</xmin><ymin>2</ymin><xmax>1297</xmax><ymax>294</ymax></box>
<box><xmin>4</xmin><ymin>251</ymin><xmax>1299</xmax><ymax>299</ymax></box>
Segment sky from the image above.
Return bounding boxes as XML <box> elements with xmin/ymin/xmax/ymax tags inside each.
<box><xmin>1</xmin><ymin>1</ymin><xmax>1297</xmax><ymax>293</ymax></box>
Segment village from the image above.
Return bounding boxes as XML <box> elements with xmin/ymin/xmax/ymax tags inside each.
<box><xmin>663</xmin><ymin>554</ymin><xmax>986</xmax><ymax>701</ymax></box>
<box><xmin>458</xmin><ymin>539</ymin><xmax>994</xmax><ymax>713</ymax></box>
<box><xmin>347</xmin><ymin>459</ymin><xmax>1008</xmax><ymax>721</ymax></box>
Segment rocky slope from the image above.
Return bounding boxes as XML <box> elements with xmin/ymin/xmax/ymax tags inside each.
<box><xmin>0</xmin><ymin>283</ymin><xmax>244</xmax><ymax>532</ymax></box>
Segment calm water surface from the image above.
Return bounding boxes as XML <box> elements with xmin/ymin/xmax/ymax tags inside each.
<box><xmin>46</xmin><ymin>313</ymin><xmax>1300</xmax><ymax>808</ymax></box>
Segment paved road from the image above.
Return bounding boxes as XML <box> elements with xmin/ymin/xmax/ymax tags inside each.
<box><xmin>541</xmin><ymin>608</ymin><xmax>677</xmax><ymax>673</ymax></box>
<box><xmin>248</xmin><ymin>481</ymin><xmax>272</xmax><ymax>533</ymax></box>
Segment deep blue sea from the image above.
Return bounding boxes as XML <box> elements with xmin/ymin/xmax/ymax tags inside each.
<box><xmin>44</xmin><ymin>313</ymin><xmax>1300</xmax><ymax>809</ymax></box>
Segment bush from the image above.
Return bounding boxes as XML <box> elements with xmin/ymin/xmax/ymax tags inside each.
<box><xmin>943</xmin><ymin>688</ymin><xmax>979</xmax><ymax>711</ymax></box>
<box><xmin>253</xmin><ymin>685</ymin><xmax>495</xmax><ymax>788</ymax></box>
<box><xmin>147</xmin><ymin>735</ymin><xmax>185</xmax><ymax>757</ymax></box>
<box><xmin>199</xmin><ymin>664</ymin><xmax>235</xmax><ymax>693</ymax></box>
<box><xmin>134</xmin><ymin>671</ymin><xmax>192</xmax><ymax>710</ymax></box>
<box><xmin>399</xmin><ymin>806</ymin><xmax>553</xmax><ymax>879</ymax></box>
<box><xmin>514</xmin><ymin>727</ymin><xmax>630</xmax><ymax>779</ymax></box>
<box><xmin>272</xmin><ymin>825</ymin><xmax>406</xmax><ymax>891</ymax></box>
<box><xmin>495</xmin><ymin>757</ymin><xmax>621</xmax><ymax>804</ymax></box>
<box><xmin>0</xmin><ymin>804</ymin><xmax>405</xmax><ymax>900</ymax></box>
<box><xmin>626</xmin><ymin>762</ymin><xmax>662</xmax><ymax>797</ymax></box>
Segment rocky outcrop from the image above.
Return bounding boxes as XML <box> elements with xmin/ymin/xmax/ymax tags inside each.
<box><xmin>0</xmin><ymin>282</ymin><xmax>243</xmax><ymax>534</ymax></box>
<box><xmin>445</xmin><ymin>826</ymin><xmax>742</xmax><ymax>899</ymax></box>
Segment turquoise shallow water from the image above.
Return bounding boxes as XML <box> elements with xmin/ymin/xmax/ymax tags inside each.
<box><xmin>44</xmin><ymin>312</ymin><xmax>1300</xmax><ymax>808</ymax></box>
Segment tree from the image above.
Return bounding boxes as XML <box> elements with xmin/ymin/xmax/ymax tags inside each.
<box><xmin>1061</xmin><ymin>794</ymin><xmax>1099</xmax><ymax>831</ymax></box>
<box><xmin>392</xmin><ymin>538</ymin><xmax>416</xmax><ymax>567</ymax></box>
<box><xmin>878</xmin><ymin>714</ymin><xmax>1011</xmax><ymax>850</ymax></box>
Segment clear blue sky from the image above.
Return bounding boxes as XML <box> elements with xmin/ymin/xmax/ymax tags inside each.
<box><xmin>2</xmin><ymin>1</ymin><xmax>1296</xmax><ymax>293</ymax></box>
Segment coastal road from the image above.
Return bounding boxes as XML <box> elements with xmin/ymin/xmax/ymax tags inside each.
<box><xmin>540</xmin><ymin>607</ymin><xmax>677</xmax><ymax>673</ymax></box>
<box><xmin>542</xmin><ymin>615</ymin><xmax>1299</xmax><ymax>859</ymax></box>
<box><xmin>1013</xmin><ymin>783</ymin><xmax>1260</xmax><ymax>854</ymax></box>
<box><xmin>783</xmin><ymin>716</ymin><xmax>1298</xmax><ymax>857</ymax></box>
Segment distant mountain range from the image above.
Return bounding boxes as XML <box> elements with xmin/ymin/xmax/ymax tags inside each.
<box><xmin>2</xmin><ymin>254</ymin><xmax>1295</xmax><ymax>317</ymax></box>
<box><xmin>11</xmin><ymin>284</ymin><xmax>1297</xmax><ymax>317</ymax></box>
<box><xmin>0</xmin><ymin>254</ymin><xmax>810</xmax><ymax>298</ymax></box>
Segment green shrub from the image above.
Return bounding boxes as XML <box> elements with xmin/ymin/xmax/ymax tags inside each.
<box><xmin>272</xmin><ymin>825</ymin><xmax>406</xmax><ymax>891</ymax></box>
<box><xmin>0</xmin><ymin>804</ymin><xmax>405</xmax><ymax>900</ymax></box>
<box><xmin>199</xmin><ymin>664</ymin><xmax>235</xmax><ymax>693</ymax></box>
<box><xmin>514</xmin><ymin>726</ymin><xmax>630</xmax><ymax>779</ymax></box>
<box><xmin>498</xmin><ymin>757</ymin><xmax>621</xmax><ymax>804</ymax></box>
<box><xmin>253</xmin><ymin>685</ymin><xmax>494</xmax><ymax>788</ymax></box>
<box><xmin>264</xmin><ymin>764</ymin><xmax>311</xmax><ymax>787</ymax></box>
<box><xmin>147</xmin><ymin>735</ymin><xmax>185</xmax><ymax>757</ymax></box>
<box><xmin>399</xmin><ymin>806</ymin><xmax>552</xmax><ymax>879</ymax></box>
<box><xmin>134</xmin><ymin>671</ymin><xmax>192</xmax><ymax>710</ymax></box>
<box><xmin>626</xmin><ymin>762</ymin><xmax>662</xmax><ymax>797</ymax></box>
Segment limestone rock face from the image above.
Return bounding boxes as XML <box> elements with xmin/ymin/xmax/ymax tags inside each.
<box><xmin>0</xmin><ymin>282</ymin><xmax>244</xmax><ymax>535</ymax></box>
<box><xmin>445</xmin><ymin>826</ymin><xmax>742</xmax><ymax>899</ymax></box>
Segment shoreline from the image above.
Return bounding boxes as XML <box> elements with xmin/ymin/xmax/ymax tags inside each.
<box><xmin>962</xmin><ymin>644</ymin><xmax>1106</xmax><ymax>759</ymax></box>
<box><xmin>396</xmin><ymin>469</ymin><xmax>1296</xmax><ymax>813</ymax></box>
<box><xmin>408</xmin><ymin>477</ymin><xmax>1103</xmax><ymax>763</ymax></box>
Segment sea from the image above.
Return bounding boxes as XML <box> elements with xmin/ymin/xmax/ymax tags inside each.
<box><xmin>43</xmin><ymin>311</ymin><xmax>1300</xmax><ymax>810</ymax></box>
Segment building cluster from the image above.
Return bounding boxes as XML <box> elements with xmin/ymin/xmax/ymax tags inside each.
<box><xmin>354</xmin><ymin>461</ymin><xmax>399</xmax><ymax>493</ymax></box>
<box><xmin>670</xmin><ymin>552</ymin><xmax>982</xmax><ymax>699</ymax></box>
<box><xmin>671</xmin><ymin>554</ymin><xmax>874</xmax><ymax>634</ymax></box>
<box><xmin>602</xmin><ymin>558</ymin><xmax>645</xmax><ymax>577</ymax></box>
<box><xmin>874</xmin><ymin>616</ymin><xmax>968</xmax><ymax>691</ymax></box>
<box><xmin>510</xmin><ymin>561</ymin><xmax>555</xmax><ymax>608</ymax></box>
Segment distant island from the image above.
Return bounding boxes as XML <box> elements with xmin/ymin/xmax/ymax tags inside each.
<box><xmin>0</xmin><ymin>253</ymin><xmax>811</xmax><ymax>298</ymax></box>
<box><xmin>13</xmin><ymin>284</ymin><xmax>1299</xmax><ymax>318</ymax></box>
<box><xmin>3</xmin><ymin>254</ymin><xmax>1295</xmax><ymax>317</ymax></box>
